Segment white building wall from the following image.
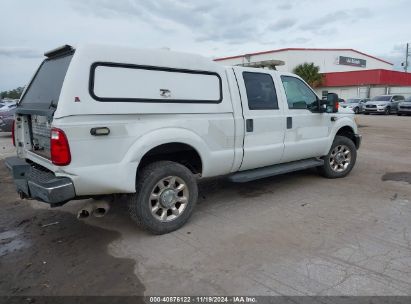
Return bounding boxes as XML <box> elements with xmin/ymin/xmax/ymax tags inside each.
<box><xmin>314</xmin><ymin>85</ymin><xmax>411</xmax><ymax>99</ymax></box>
<box><xmin>215</xmin><ymin>49</ymin><xmax>392</xmax><ymax>73</ymax></box>
<box><xmin>389</xmin><ymin>86</ymin><xmax>411</xmax><ymax>98</ymax></box>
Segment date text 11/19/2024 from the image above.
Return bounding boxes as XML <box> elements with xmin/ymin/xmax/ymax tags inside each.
<box><xmin>149</xmin><ymin>297</ymin><xmax>257</xmax><ymax>303</ymax></box>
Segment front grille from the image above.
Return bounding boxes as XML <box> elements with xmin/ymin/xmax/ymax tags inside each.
<box><xmin>400</xmin><ymin>106</ymin><xmax>411</xmax><ymax>109</ymax></box>
<box><xmin>366</xmin><ymin>105</ymin><xmax>377</xmax><ymax>108</ymax></box>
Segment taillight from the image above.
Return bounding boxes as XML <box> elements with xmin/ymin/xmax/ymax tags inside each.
<box><xmin>334</xmin><ymin>101</ymin><xmax>339</xmax><ymax>112</ymax></box>
<box><xmin>11</xmin><ymin>120</ymin><xmax>16</xmax><ymax>146</ymax></box>
<box><xmin>50</xmin><ymin>128</ymin><xmax>71</xmax><ymax>166</ymax></box>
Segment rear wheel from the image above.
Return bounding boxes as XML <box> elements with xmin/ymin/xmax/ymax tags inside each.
<box><xmin>318</xmin><ymin>136</ymin><xmax>357</xmax><ymax>178</ymax></box>
<box><xmin>128</xmin><ymin>161</ymin><xmax>198</xmax><ymax>234</ymax></box>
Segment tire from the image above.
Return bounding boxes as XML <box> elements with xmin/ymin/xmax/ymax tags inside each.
<box><xmin>128</xmin><ymin>161</ymin><xmax>198</xmax><ymax>234</ymax></box>
<box><xmin>354</xmin><ymin>107</ymin><xmax>359</xmax><ymax>114</ymax></box>
<box><xmin>384</xmin><ymin>107</ymin><xmax>391</xmax><ymax>115</ymax></box>
<box><xmin>318</xmin><ymin>135</ymin><xmax>357</xmax><ymax>179</ymax></box>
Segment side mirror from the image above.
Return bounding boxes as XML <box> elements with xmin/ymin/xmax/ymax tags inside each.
<box><xmin>326</xmin><ymin>93</ymin><xmax>339</xmax><ymax>113</ymax></box>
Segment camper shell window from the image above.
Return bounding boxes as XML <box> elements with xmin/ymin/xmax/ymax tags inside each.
<box><xmin>89</xmin><ymin>62</ymin><xmax>223</xmax><ymax>104</ymax></box>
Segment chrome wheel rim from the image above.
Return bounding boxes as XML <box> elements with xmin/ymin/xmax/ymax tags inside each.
<box><xmin>329</xmin><ymin>145</ymin><xmax>351</xmax><ymax>172</ymax></box>
<box><xmin>149</xmin><ymin>176</ymin><xmax>189</xmax><ymax>222</ymax></box>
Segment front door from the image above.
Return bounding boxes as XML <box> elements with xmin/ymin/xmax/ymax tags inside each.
<box><xmin>234</xmin><ymin>68</ymin><xmax>286</xmax><ymax>171</ymax></box>
<box><xmin>279</xmin><ymin>75</ymin><xmax>332</xmax><ymax>162</ymax></box>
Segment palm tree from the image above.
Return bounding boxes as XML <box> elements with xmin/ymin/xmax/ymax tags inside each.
<box><xmin>293</xmin><ymin>63</ymin><xmax>322</xmax><ymax>87</ymax></box>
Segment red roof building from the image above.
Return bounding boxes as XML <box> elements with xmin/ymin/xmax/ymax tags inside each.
<box><xmin>214</xmin><ymin>48</ymin><xmax>411</xmax><ymax>98</ymax></box>
<box><xmin>322</xmin><ymin>69</ymin><xmax>411</xmax><ymax>87</ymax></box>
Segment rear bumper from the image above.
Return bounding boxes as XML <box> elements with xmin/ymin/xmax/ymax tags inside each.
<box><xmin>5</xmin><ymin>157</ymin><xmax>75</xmax><ymax>206</ymax></box>
<box><xmin>354</xmin><ymin>134</ymin><xmax>362</xmax><ymax>149</ymax></box>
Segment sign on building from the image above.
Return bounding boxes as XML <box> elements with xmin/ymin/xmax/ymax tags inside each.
<box><xmin>338</xmin><ymin>56</ymin><xmax>366</xmax><ymax>68</ymax></box>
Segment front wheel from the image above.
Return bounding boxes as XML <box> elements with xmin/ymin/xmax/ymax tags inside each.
<box><xmin>128</xmin><ymin>161</ymin><xmax>198</xmax><ymax>234</ymax></box>
<box><xmin>384</xmin><ymin>107</ymin><xmax>391</xmax><ymax>115</ymax></box>
<box><xmin>318</xmin><ymin>136</ymin><xmax>357</xmax><ymax>178</ymax></box>
<box><xmin>354</xmin><ymin>107</ymin><xmax>360</xmax><ymax>114</ymax></box>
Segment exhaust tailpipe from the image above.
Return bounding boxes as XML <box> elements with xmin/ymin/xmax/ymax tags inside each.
<box><xmin>77</xmin><ymin>200</ymin><xmax>111</xmax><ymax>219</ymax></box>
<box><xmin>77</xmin><ymin>202</ymin><xmax>95</xmax><ymax>219</ymax></box>
<box><xmin>92</xmin><ymin>201</ymin><xmax>110</xmax><ymax>218</ymax></box>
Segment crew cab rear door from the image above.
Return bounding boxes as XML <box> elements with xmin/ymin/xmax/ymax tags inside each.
<box><xmin>233</xmin><ymin>67</ymin><xmax>286</xmax><ymax>171</ymax></box>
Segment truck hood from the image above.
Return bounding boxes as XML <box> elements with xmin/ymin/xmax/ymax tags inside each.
<box><xmin>338</xmin><ymin>107</ymin><xmax>354</xmax><ymax>114</ymax></box>
<box><xmin>340</xmin><ymin>102</ymin><xmax>359</xmax><ymax>107</ymax></box>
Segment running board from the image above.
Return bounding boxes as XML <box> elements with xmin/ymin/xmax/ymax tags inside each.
<box><xmin>228</xmin><ymin>158</ymin><xmax>324</xmax><ymax>183</ymax></box>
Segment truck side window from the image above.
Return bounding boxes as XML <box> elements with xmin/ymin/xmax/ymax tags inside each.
<box><xmin>243</xmin><ymin>72</ymin><xmax>278</xmax><ymax>110</ymax></box>
<box><xmin>281</xmin><ymin>76</ymin><xmax>318</xmax><ymax>110</ymax></box>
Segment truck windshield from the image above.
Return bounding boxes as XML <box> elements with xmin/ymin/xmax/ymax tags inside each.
<box><xmin>371</xmin><ymin>96</ymin><xmax>390</xmax><ymax>101</ymax></box>
<box><xmin>20</xmin><ymin>54</ymin><xmax>73</xmax><ymax>106</ymax></box>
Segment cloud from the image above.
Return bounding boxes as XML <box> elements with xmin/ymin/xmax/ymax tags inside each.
<box><xmin>268</xmin><ymin>19</ymin><xmax>296</xmax><ymax>31</ymax></box>
<box><xmin>300</xmin><ymin>8</ymin><xmax>371</xmax><ymax>34</ymax></box>
<box><xmin>378</xmin><ymin>44</ymin><xmax>409</xmax><ymax>70</ymax></box>
<box><xmin>277</xmin><ymin>3</ymin><xmax>292</xmax><ymax>10</ymax></box>
<box><xmin>0</xmin><ymin>47</ymin><xmax>42</xmax><ymax>59</ymax></box>
<box><xmin>392</xmin><ymin>44</ymin><xmax>407</xmax><ymax>54</ymax></box>
<box><xmin>2</xmin><ymin>0</ymin><xmax>411</xmax><ymax>91</ymax></box>
<box><xmin>68</xmin><ymin>0</ymin><xmax>274</xmax><ymax>45</ymax></box>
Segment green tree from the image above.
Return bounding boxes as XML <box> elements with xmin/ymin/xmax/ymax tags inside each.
<box><xmin>293</xmin><ymin>63</ymin><xmax>322</xmax><ymax>87</ymax></box>
<box><xmin>1</xmin><ymin>86</ymin><xmax>24</xmax><ymax>99</ymax></box>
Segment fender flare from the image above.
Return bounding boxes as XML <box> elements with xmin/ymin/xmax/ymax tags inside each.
<box><xmin>325</xmin><ymin>116</ymin><xmax>358</xmax><ymax>153</ymax></box>
<box><xmin>122</xmin><ymin>127</ymin><xmax>209</xmax><ymax>172</ymax></box>
<box><xmin>332</xmin><ymin>116</ymin><xmax>357</xmax><ymax>136</ymax></box>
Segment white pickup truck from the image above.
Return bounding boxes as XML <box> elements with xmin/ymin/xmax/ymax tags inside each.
<box><xmin>6</xmin><ymin>44</ymin><xmax>361</xmax><ymax>234</ymax></box>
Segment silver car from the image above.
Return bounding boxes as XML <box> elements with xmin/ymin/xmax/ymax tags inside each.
<box><xmin>397</xmin><ymin>96</ymin><xmax>411</xmax><ymax>116</ymax></box>
<box><xmin>363</xmin><ymin>95</ymin><xmax>405</xmax><ymax>115</ymax></box>
<box><xmin>340</xmin><ymin>98</ymin><xmax>369</xmax><ymax>114</ymax></box>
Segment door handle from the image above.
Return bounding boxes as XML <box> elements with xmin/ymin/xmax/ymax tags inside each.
<box><xmin>90</xmin><ymin>127</ymin><xmax>110</xmax><ymax>136</ymax></box>
<box><xmin>286</xmin><ymin>117</ymin><xmax>292</xmax><ymax>129</ymax></box>
<box><xmin>246</xmin><ymin>119</ymin><xmax>253</xmax><ymax>132</ymax></box>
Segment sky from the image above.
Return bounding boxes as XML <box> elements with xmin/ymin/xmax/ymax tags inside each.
<box><xmin>0</xmin><ymin>0</ymin><xmax>410</xmax><ymax>91</ymax></box>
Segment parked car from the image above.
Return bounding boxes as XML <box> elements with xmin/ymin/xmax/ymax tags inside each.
<box><xmin>6</xmin><ymin>44</ymin><xmax>361</xmax><ymax>234</ymax></box>
<box><xmin>0</xmin><ymin>102</ymin><xmax>17</xmax><ymax>111</ymax></box>
<box><xmin>397</xmin><ymin>96</ymin><xmax>411</xmax><ymax>116</ymax></box>
<box><xmin>363</xmin><ymin>95</ymin><xmax>404</xmax><ymax>115</ymax></box>
<box><xmin>0</xmin><ymin>106</ymin><xmax>17</xmax><ymax>132</ymax></box>
<box><xmin>340</xmin><ymin>98</ymin><xmax>369</xmax><ymax>114</ymax></box>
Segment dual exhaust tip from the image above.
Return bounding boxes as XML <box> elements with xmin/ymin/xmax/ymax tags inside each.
<box><xmin>77</xmin><ymin>200</ymin><xmax>110</xmax><ymax>219</ymax></box>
